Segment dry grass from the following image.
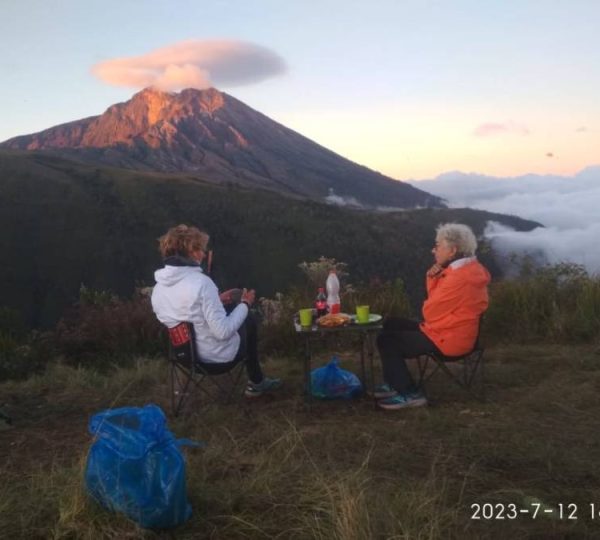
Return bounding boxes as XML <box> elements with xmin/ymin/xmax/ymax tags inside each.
<box><xmin>2</xmin><ymin>345</ymin><xmax>600</xmax><ymax>539</ymax></box>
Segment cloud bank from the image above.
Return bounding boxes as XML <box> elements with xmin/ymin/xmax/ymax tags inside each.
<box><xmin>92</xmin><ymin>39</ymin><xmax>286</xmax><ymax>91</ymax></box>
<box><xmin>411</xmin><ymin>166</ymin><xmax>600</xmax><ymax>273</ymax></box>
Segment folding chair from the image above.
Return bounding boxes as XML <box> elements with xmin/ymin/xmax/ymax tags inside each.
<box><xmin>415</xmin><ymin>318</ymin><xmax>485</xmax><ymax>401</ymax></box>
<box><xmin>167</xmin><ymin>322</ymin><xmax>247</xmax><ymax>416</ymax></box>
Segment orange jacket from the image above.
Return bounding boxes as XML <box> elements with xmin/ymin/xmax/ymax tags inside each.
<box><xmin>419</xmin><ymin>259</ymin><xmax>490</xmax><ymax>356</ymax></box>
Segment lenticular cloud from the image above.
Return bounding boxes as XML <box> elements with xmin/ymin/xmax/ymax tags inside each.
<box><xmin>92</xmin><ymin>39</ymin><xmax>286</xmax><ymax>91</ymax></box>
<box><xmin>411</xmin><ymin>166</ymin><xmax>600</xmax><ymax>274</ymax></box>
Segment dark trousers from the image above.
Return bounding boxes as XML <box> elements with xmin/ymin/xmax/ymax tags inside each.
<box><xmin>376</xmin><ymin>317</ymin><xmax>440</xmax><ymax>394</ymax></box>
<box><xmin>196</xmin><ymin>308</ymin><xmax>263</xmax><ymax>384</ymax></box>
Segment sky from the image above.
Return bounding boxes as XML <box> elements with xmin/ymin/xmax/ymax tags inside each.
<box><xmin>1</xmin><ymin>0</ymin><xmax>599</xmax><ymax>181</ymax></box>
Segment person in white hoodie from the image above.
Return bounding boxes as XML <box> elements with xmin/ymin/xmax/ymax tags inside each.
<box><xmin>151</xmin><ymin>224</ymin><xmax>281</xmax><ymax>398</ymax></box>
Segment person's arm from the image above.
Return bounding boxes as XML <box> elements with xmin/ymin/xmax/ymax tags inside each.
<box><xmin>422</xmin><ymin>272</ymin><xmax>466</xmax><ymax>323</ymax></box>
<box><xmin>200</xmin><ymin>280</ymin><xmax>248</xmax><ymax>340</ymax></box>
<box><xmin>425</xmin><ymin>264</ymin><xmax>445</xmax><ymax>294</ymax></box>
<box><xmin>219</xmin><ymin>288</ymin><xmax>242</xmax><ymax>305</ymax></box>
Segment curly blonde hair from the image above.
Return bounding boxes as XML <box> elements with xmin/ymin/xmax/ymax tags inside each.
<box><xmin>158</xmin><ymin>224</ymin><xmax>209</xmax><ymax>259</ymax></box>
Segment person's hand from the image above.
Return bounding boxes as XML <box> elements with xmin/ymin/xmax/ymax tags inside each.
<box><xmin>219</xmin><ymin>289</ymin><xmax>233</xmax><ymax>305</ymax></box>
<box><xmin>241</xmin><ymin>288</ymin><xmax>256</xmax><ymax>307</ymax></box>
<box><xmin>427</xmin><ymin>263</ymin><xmax>444</xmax><ymax>278</ymax></box>
<box><xmin>219</xmin><ymin>288</ymin><xmax>242</xmax><ymax>305</ymax></box>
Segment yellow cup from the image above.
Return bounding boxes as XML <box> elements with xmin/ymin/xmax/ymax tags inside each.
<box><xmin>356</xmin><ymin>305</ymin><xmax>370</xmax><ymax>323</ymax></box>
<box><xmin>299</xmin><ymin>308</ymin><xmax>313</xmax><ymax>327</ymax></box>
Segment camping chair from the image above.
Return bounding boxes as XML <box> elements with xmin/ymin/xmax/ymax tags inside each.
<box><xmin>415</xmin><ymin>317</ymin><xmax>485</xmax><ymax>401</ymax></box>
<box><xmin>167</xmin><ymin>322</ymin><xmax>247</xmax><ymax>416</ymax></box>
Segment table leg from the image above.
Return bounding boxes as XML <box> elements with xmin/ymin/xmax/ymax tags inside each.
<box><xmin>304</xmin><ymin>335</ymin><xmax>312</xmax><ymax>412</ymax></box>
<box><xmin>366</xmin><ymin>332</ymin><xmax>377</xmax><ymax>408</ymax></box>
<box><xmin>359</xmin><ymin>333</ymin><xmax>366</xmax><ymax>393</ymax></box>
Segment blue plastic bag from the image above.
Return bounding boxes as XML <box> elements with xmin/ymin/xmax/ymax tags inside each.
<box><xmin>311</xmin><ymin>357</ymin><xmax>362</xmax><ymax>399</ymax></box>
<box><xmin>85</xmin><ymin>404</ymin><xmax>202</xmax><ymax>529</ymax></box>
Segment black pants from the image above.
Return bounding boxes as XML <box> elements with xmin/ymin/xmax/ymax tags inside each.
<box><xmin>376</xmin><ymin>317</ymin><xmax>440</xmax><ymax>394</ymax></box>
<box><xmin>196</xmin><ymin>308</ymin><xmax>263</xmax><ymax>384</ymax></box>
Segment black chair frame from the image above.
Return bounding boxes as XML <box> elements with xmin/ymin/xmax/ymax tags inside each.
<box><xmin>415</xmin><ymin>319</ymin><xmax>485</xmax><ymax>401</ymax></box>
<box><xmin>167</xmin><ymin>322</ymin><xmax>247</xmax><ymax>416</ymax></box>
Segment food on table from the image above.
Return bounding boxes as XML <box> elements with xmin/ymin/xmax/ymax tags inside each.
<box><xmin>317</xmin><ymin>313</ymin><xmax>351</xmax><ymax>327</ymax></box>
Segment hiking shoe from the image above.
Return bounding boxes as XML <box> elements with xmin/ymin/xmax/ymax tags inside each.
<box><xmin>378</xmin><ymin>392</ymin><xmax>427</xmax><ymax>410</ymax></box>
<box><xmin>245</xmin><ymin>377</ymin><xmax>283</xmax><ymax>398</ymax></box>
<box><xmin>371</xmin><ymin>383</ymin><xmax>398</xmax><ymax>399</ymax></box>
<box><xmin>406</xmin><ymin>390</ymin><xmax>427</xmax><ymax>403</ymax></box>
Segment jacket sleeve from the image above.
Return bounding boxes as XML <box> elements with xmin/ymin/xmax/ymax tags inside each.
<box><xmin>425</xmin><ymin>273</ymin><xmax>443</xmax><ymax>295</ymax></box>
<box><xmin>422</xmin><ymin>272</ymin><xmax>467</xmax><ymax>323</ymax></box>
<box><xmin>199</xmin><ymin>279</ymin><xmax>248</xmax><ymax>340</ymax></box>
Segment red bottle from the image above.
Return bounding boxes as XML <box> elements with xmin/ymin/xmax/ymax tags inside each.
<box><xmin>315</xmin><ymin>287</ymin><xmax>328</xmax><ymax>318</ymax></box>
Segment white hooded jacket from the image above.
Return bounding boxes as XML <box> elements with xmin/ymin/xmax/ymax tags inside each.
<box><xmin>151</xmin><ymin>264</ymin><xmax>248</xmax><ymax>363</ymax></box>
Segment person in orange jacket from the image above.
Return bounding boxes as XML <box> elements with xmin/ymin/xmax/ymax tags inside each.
<box><xmin>375</xmin><ymin>223</ymin><xmax>490</xmax><ymax>410</ymax></box>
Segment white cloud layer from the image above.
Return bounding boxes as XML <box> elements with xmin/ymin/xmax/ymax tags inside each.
<box><xmin>92</xmin><ymin>39</ymin><xmax>286</xmax><ymax>91</ymax></box>
<box><xmin>411</xmin><ymin>166</ymin><xmax>600</xmax><ymax>274</ymax></box>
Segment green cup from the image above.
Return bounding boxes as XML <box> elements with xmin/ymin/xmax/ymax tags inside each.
<box><xmin>299</xmin><ymin>308</ymin><xmax>313</xmax><ymax>327</ymax></box>
<box><xmin>356</xmin><ymin>305</ymin><xmax>370</xmax><ymax>324</ymax></box>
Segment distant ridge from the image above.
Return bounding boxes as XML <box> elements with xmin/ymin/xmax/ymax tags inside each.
<box><xmin>0</xmin><ymin>87</ymin><xmax>443</xmax><ymax>209</ymax></box>
<box><xmin>0</xmin><ymin>150</ymin><xmax>539</xmax><ymax>328</ymax></box>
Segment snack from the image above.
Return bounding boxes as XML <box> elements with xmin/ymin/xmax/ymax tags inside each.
<box><xmin>317</xmin><ymin>313</ymin><xmax>351</xmax><ymax>328</ymax></box>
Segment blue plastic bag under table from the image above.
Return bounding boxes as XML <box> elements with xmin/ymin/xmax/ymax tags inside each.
<box><xmin>85</xmin><ymin>404</ymin><xmax>202</xmax><ymax>529</ymax></box>
<box><xmin>311</xmin><ymin>357</ymin><xmax>362</xmax><ymax>399</ymax></box>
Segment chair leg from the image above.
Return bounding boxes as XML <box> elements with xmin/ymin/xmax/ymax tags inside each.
<box><xmin>224</xmin><ymin>362</ymin><xmax>247</xmax><ymax>405</ymax></box>
<box><xmin>428</xmin><ymin>358</ymin><xmax>477</xmax><ymax>401</ymax></box>
<box><xmin>194</xmin><ymin>362</ymin><xmax>249</xmax><ymax>408</ymax></box>
<box><xmin>170</xmin><ymin>358</ymin><xmax>253</xmax><ymax>415</ymax></box>
<box><xmin>415</xmin><ymin>355</ymin><xmax>430</xmax><ymax>389</ymax></box>
<box><xmin>414</xmin><ymin>350</ymin><xmax>486</xmax><ymax>402</ymax></box>
<box><xmin>171</xmin><ymin>363</ymin><xmax>208</xmax><ymax>416</ymax></box>
<box><xmin>465</xmin><ymin>352</ymin><xmax>485</xmax><ymax>401</ymax></box>
<box><xmin>171</xmin><ymin>364</ymin><xmax>193</xmax><ymax>417</ymax></box>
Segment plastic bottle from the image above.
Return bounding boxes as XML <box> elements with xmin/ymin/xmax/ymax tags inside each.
<box><xmin>315</xmin><ymin>287</ymin><xmax>328</xmax><ymax>318</ymax></box>
<box><xmin>326</xmin><ymin>270</ymin><xmax>341</xmax><ymax>314</ymax></box>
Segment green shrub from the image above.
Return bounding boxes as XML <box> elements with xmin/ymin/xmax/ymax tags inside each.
<box><xmin>0</xmin><ymin>330</ymin><xmax>50</xmax><ymax>381</ymax></box>
<box><xmin>298</xmin><ymin>256</ymin><xmax>348</xmax><ymax>289</ymax></box>
<box><xmin>54</xmin><ymin>288</ymin><xmax>164</xmax><ymax>368</ymax></box>
<box><xmin>486</xmin><ymin>262</ymin><xmax>600</xmax><ymax>344</ymax></box>
<box><xmin>0</xmin><ymin>307</ymin><xmax>50</xmax><ymax>381</ymax></box>
<box><xmin>258</xmin><ymin>287</ymin><xmax>306</xmax><ymax>357</ymax></box>
<box><xmin>343</xmin><ymin>277</ymin><xmax>413</xmax><ymax>319</ymax></box>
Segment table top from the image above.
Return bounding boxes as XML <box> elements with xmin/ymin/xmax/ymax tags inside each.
<box><xmin>294</xmin><ymin>316</ymin><xmax>383</xmax><ymax>334</ymax></box>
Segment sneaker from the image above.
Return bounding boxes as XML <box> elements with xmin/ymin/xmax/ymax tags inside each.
<box><xmin>406</xmin><ymin>390</ymin><xmax>427</xmax><ymax>403</ymax></box>
<box><xmin>378</xmin><ymin>392</ymin><xmax>427</xmax><ymax>410</ymax></box>
<box><xmin>245</xmin><ymin>377</ymin><xmax>283</xmax><ymax>398</ymax></box>
<box><xmin>371</xmin><ymin>383</ymin><xmax>398</xmax><ymax>399</ymax></box>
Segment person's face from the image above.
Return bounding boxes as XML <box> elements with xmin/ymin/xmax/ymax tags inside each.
<box><xmin>190</xmin><ymin>239</ymin><xmax>209</xmax><ymax>263</ymax></box>
<box><xmin>432</xmin><ymin>238</ymin><xmax>457</xmax><ymax>266</ymax></box>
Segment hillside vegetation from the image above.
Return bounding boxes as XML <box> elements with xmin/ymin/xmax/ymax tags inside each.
<box><xmin>0</xmin><ymin>150</ymin><xmax>539</xmax><ymax>328</ymax></box>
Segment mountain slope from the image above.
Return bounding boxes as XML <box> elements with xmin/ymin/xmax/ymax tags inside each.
<box><xmin>0</xmin><ymin>150</ymin><xmax>539</xmax><ymax>328</ymax></box>
<box><xmin>1</xmin><ymin>88</ymin><xmax>442</xmax><ymax>209</ymax></box>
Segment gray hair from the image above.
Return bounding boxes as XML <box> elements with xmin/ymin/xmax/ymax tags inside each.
<box><xmin>436</xmin><ymin>223</ymin><xmax>478</xmax><ymax>257</ymax></box>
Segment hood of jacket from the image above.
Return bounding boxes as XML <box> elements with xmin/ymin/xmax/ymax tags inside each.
<box><xmin>451</xmin><ymin>258</ymin><xmax>491</xmax><ymax>286</ymax></box>
<box><xmin>154</xmin><ymin>263</ymin><xmax>204</xmax><ymax>288</ymax></box>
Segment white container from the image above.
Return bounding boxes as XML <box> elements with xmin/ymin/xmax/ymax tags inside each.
<box><xmin>326</xmin><ymin>271</ymin><xmax>340</xmax><ymax>314</ymax></box>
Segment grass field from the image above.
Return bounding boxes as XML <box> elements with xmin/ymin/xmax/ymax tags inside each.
<box><xmin>1</xmin><ymin>343</ymin><xmax>600</xmax><ymax>539</ymax></box>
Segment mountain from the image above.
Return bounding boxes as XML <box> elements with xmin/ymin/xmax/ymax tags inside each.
<box><xmin>0</xmin><ymin>150</ymin><xmax>539</xmax><ymax>329</ymax></box>
<box><xmin>0</xmin><ymin>87</ymin><xmax>442</xmax><ymax>209</ymax></box>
